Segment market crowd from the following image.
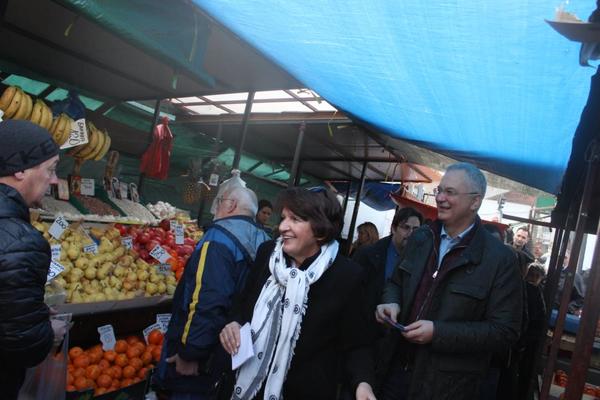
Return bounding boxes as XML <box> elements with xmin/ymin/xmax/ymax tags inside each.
<box><xmin>0</xmin><ymin>120</ymin><xmax>555</xmax><ymax>400</ymax></box>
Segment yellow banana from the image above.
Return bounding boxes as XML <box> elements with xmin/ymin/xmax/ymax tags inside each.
<box><xmin>0</xmin><ymin>86</ymin><xmax>17</xmax><ymax>112</ymax></box>
<box><xmin>76</xmin><ymin>125</ymin><xmax>98</xmax><ymax>159</ymax></box>
<box><xmin>40</xmin><ymin>103</ymin><xmax>53</xmax><ymax>130</ymax></box>
<box><xmin>4</xmin><ymin>87</ymin><xmax>23</xmax><ymax>118</ymax></box>
<box><xmin>57</xmin><ymin>115</ymin><xmax>73</xmax><ymax>146</ymax></box>
<box><xmin>87</xmin><ymin>129</ymin><xmax>106</xmax><ymax>160</ymax></box>
<box><xmin>29</xmin><ymin>100</ymin><xmax>44</xmax><ymax>125</ymax></box>
<box><xmin>94</xmin><ymin>131</ymin><xmax>112</xmax><ymax>160</ymax></box>
<box><xmin>13</xmin><ymin>91</ymin><xmax>32</xmax><ymax>120</ymax></box>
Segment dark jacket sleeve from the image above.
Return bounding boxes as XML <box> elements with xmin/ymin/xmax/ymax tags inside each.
<box><xmin>432</xmin><ymin>249</ymin><xmax>523</xmax><ymax>354</ymax></box>
<box><xmin>176</xmin><ymin>241</ymin><xmax>239</xmax><ymax>361</ymax></box>
<box><xmin>0</xmin><ymin>227</ymin><xmax>54</xmax><ymax>368</ymax></box>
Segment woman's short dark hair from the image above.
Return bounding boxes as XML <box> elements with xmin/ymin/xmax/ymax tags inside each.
<box><xmin>258</xmin><ymin>199</ymin><xmax>273</xmax><ymax>211</ymax></box>
<box><xmin>276</xmin><ymin>187</ymin><xmax>342</xmax><ymax>244</ymax></box>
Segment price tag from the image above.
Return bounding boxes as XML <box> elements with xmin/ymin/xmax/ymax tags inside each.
<box><xmin>80</xmin><ymin>178</ymin><xmax>95</xmax><ymax>196</ymax></box>
<box><xmin>51</xmin><ymin>244</ymin><xmax>62</xmax><ymax>260</ymax></box>
<box><xmin>121</xmin><ymin>236</ymin><xmax>133</xmax><ymax>250</ymax></box>
<box><xmin>169</xmin><ymin>220</ymin><xmax>176</xmax><ymax>232</ymax></box>
<box><xmin>97</xmin><ymin>325</ymin><xmax>116</xmax><ymax>351</ymax></box>
<box><xmin>150</xmin><ymin>245</ymin><xmax>171</xmax><ymax>263</ymax></box>
<box><xmin>119</xmin><ymin>182</ymin><xmax>128</xmax><ymax>200</ymax></box>
<box><xmin>46</xmin><ymin>260</ymin><xmax>65</xmax><ymax>283</ymax></box>
<box><xmin>174</xmin><ymin>223</ymin><xmax>184</xmax><ymax>245</ymax></box>
<box><xmin>83</xmin><ymin>242</ymin><xmax>98</xmax><ymax>254</ymax></box>
<box><xmin>209</xmin><ymin>173</ymin><xmax>219</xmax><ymax>186</ymax></box>
<box><xmin>156</xmin><ymin>313</ymin><xmax>172</xmax><ymax>333</ymax></box>
<box><xmin>143</xmin><ymin>322</ymin><xmax>163</xmax><ymax>345</ymax></box>
<box><xmin>60</xmin><ymin>118</ymin><xmax>89</xmax><ymax>150</ymax></box>
<box><xmin>48</xmin><ymin>215</ymin><xmax>69</xmax><ymax>239</ymax></box>
<box><xmin>156</xmin><ymin>263</ymin><xmax>171</xmax><ymax>275</ymax></box>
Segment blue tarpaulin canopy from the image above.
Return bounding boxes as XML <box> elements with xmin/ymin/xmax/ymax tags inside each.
<box><xmin>192</xmin><ymin>1</ymin><xmax>596</xmax><ymax>194</ymax></box>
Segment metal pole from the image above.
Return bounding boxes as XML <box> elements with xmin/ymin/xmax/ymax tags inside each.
<box><xmin>138</xmin><ymin>99</ymin><xmax>162</xmax><ymax>196</ymax></box>
<box><xmin>288</xmin><ymin>121</ymin><xmax>306</xmax><ymax>187</ymax></box>
<box><xmin>232</xmin><ymin>91</ymin><xmax>255</xmax><ymax>170</ymax></box>
<box><xmin>564</xmin><ymin>144</ymin><xmax>600</xmax><ymax>400</ymax></box>
<box><xmin>341</xmin><ymin>181</ymin><xmax>351</xmax><ymax>217</ymax></box>
<box><xmin>197</xmin><ymin>123</ymin><xmax>223</xmax><ymax>227</ymax></box>
<box><xmin>540</xmin><ymin>145</ymin><xmax>600</xmax><ymax>400</ymax></box>
<box><xmin>346</xmin><ymin>162</ymin><xmax>368</xmax><ymax>256</ymax></box>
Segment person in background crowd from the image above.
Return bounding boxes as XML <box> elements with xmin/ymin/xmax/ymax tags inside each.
<box><xmin>352</xmin><ymin>207</ymin><xmax>423</xmax><ymax>395</ymax></box>
<box><xmin>376</xmin><ymin>162</ymin><xmax>522</xmax><ymax>400</ymax></box>
<box><xmin>0</xmin><ymin>120</ymin><xmax>68</xmax><ymax>399</ymax></box>
<box><xmin>532</xmin><ymin>241</ymin><xmax>548</xmax><ymax>264</ymax></box>
<box><xmin>525</xmin><ymin>263</ymin><xmax>545</xmax><ymax>287</ymax></box>
<box><xmin>512</xmin><ymin>227</ymin><xmax>534</xmax><ymax>262</ymax></box>
<box><xmin>256</xmin><ymin>199</ymin><xmax>273</xmax><ymax>236</ymax></box>
<box><xmin>155</xmin><ymin>186</ymin><xmax>269</xmax><ymax>400</ymax></box>
<box><xmin>554</xmin><ymin>252</ymin><xmax>585</xmax><ymax>315</ymax></box>
<box><xmin>350</xmin><ymin>222</ymin><xmax>380</xmax><ymax>256</ymax></box>
<box><xmin>220</xmin><ymin>187</ymin><xmax>376</xmax><ymax>400</ymax></box>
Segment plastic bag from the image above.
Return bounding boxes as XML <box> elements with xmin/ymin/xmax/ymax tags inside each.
<box><xmin>50</xmin><ymin>90</ymin><xmax>86</xmax><ymax>120</ymax></box>
<box><xmin>209</xmin><ymin>169</ymin><xmax>247</xmax><ymax>215</ymax></box>
<box><xmin>18</xmin><ymin>327</ymin><xmax>70</xmax><ymax>400</ymax></box>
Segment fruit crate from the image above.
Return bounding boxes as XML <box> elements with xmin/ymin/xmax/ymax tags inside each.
<box><xmin>68</xmin><ymin>187</ymin><xmax>126</xmax><ymax>217</ymax></box>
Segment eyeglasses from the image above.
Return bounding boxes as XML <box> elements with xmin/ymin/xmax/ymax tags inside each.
<box><xmin>216</xmin><ymin>197</ymin><xmax>234</xmax><ymax>204</ymax></box>
<box><xmin>433</xmin><ymin>186</ymin><xmax>479</xmax><ymax>198</ymax></box>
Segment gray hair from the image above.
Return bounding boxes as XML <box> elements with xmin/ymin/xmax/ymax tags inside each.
<box><xmin>446</xmin><ymin>162</ymin><xmax>487</xmax><ymax>197</ymax></box>
<box><xmin>224</xmin><ymin>186</ymin><xmax>259</xmax><ymax>217</ymax></box>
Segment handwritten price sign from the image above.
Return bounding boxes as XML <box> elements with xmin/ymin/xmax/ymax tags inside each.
<box><xmin>49</xmin><ymin>215</ymin><xmax>69</xmax><ymax>239</ymax></box>
<box><xmin>149</xmin><ymin>245</ymin><xmax>171</xmax><ymax>263</ymax></box>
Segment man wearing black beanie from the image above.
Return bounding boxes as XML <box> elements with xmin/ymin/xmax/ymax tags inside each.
<box><xmin>0</xmin><ymin>120</ymin><xmax>67</xmax><ymax>398</ymax></box>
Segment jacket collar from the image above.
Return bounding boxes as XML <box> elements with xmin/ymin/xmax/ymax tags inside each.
<box><xmin>0</xmin><ymin>183</ymin><xmax>29</xmax><ymax>221</ymax></box>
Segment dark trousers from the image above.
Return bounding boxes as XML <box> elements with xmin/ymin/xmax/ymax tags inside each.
<box><xmin>380</xmin><ymin>356</ymin><xmax>413</xmax><ymax>400</ymax></box>
<box><xmin>0</xmin><ymin>366</ymin><xmax>26</xmax><ymax>400</ymax></box>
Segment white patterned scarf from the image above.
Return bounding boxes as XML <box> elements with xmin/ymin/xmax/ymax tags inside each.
<box><xmin>231</xmin><ymin>238</ymin><xmax>339</xmax><ymax>400</ymax></box>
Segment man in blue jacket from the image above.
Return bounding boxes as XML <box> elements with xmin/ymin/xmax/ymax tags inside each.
<box><xmin>156</xmin><ymin>186</ymin><xmax>270</xmax><ymax>399</ymax></box>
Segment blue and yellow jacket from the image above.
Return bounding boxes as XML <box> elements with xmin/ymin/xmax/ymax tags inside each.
<box><xmin>155</xmin><ymin>215</ymin><xmax>269</xmax><ymax>394</ymax></box>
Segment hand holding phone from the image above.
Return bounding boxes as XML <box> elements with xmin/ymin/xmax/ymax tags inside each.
<box><xmin>383</xmin><ymin>316</ymin><xmax>407</xmax><ymax>332</ymax></box>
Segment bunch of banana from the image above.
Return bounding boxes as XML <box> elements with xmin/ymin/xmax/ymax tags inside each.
<box><xmin>29</xmin><ymin>99</ymin><xmax>53</xmax><ymax>131</ymax></box>
<box><xmin>0</xmin><ymin>86</ymin><xmax>33</xmax><ymax>120</ymax></box>
<box><xmin>68</xmin><ymin>121</ymin><xmax>111</xmax><ymax>161</ymax></box>
<box><xmin>48</xmin><ymin>113</ymin><xmax>73</xmax><ymax>146</ymax></box>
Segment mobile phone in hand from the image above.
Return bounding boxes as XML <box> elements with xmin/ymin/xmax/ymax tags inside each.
<box><xmin>384</xmin><ymin>316</ymin><xmax>407</xmax><ymax>332</ymax></box>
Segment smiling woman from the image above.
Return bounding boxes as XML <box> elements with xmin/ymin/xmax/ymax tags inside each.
<box><xmin>219</xmin><ymin>187</ymin><xmax>377</xmax><ymax>400</ymax></box>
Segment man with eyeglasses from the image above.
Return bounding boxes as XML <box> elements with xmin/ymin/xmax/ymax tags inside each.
<box><xmin>156</xmin><ymin>185</ymin><xmax>270</xmax><ymax>400</ymax></box>
<box><xmin>375</xmin><ymin>162</ymin><xmax>522</xmax><ymax>400</ymax></box>
<box><xmin>0</xmin><ymin>120</ymin><xmax>68</xmax><ymax>399</ymax></box>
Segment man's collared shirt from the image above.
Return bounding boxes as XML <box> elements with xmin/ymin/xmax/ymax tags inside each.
<box><xmin>438</xmin><ymin>223</ymin><xmax>475</xmax><ymax>268</ymax></box>
<box><xmin>385</xmin><ymin>240</ymin><xmax>401</xmax><ymax>281</ymax></box>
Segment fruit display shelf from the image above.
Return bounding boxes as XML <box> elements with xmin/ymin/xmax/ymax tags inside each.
<box><xmin>56</xmin><ymin>294</ymin><xmax>172</xmax><ymax>317</ymax></box>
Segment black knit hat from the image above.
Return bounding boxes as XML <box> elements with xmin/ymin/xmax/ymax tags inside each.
<box><xmin>0</xmin><ymin>120</ymin><xmax>59</xmax><ymax>177</ymax></box>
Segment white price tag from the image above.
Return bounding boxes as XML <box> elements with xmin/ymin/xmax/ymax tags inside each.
<box><xmin>143</xmin><ymin>322</ymin><xmax>163</xmax><ymax>344</ymax></box>
<box><xmin>209</xmin><ymin>173</ymin><xmax>219</xmax><ymax>186</ymax></box>
<box><xmin>156</xmin><ymin>313</ymin><xmax>172</xmax><ymax>333</ymax></box>
<box><xmin>174</xmin><ymin>223</ymin><xmax>184</xmax><ymax>245</ymax></box>
<box><xmin>48</xmin><ymin>215</ymin><xmax>69</xmax><ymax>240</ymax></box>
<box><xmin>60</xmin><ymin>118</ymin><xmax>89</xmax><ymax>150</ymax></box>
<box><xmin>169</xmin><ymin>220</ymin><xmax>176</xmax><ymax>232</ymax></box>
<box><xmin>97</xmin><ymin>325</ymin><xmax>116</xmax><ymax>351</ymax></box>
<box><xmin>83</xmin><ymin>242</ymin><xmax>98</xmax><ymax>254</ymax></box>
<box><xmin>121</xmin><ymin>236</ymin><xmax>133</xmax><ymax>250</ymax></box>
<box><xmin>150</xmin><ymin>245</ymin><xmax>171</xmax><ymax>263</ymax></box>
<box><xmin>119</xmin><ymin>182</ymin><xmax>128</xmax><ymax>200</ymax></box>
<box><xmin>80</xmin><ymin>178</ymin><xmax>95</xmax><ymax>196</ymax></box>
<box><xmin>51</xmin><ymin>244</ymin><xmax>62</xmax><ymax>260</ymax></box>
<box><xmin>156</xmin><ymin>263</ymin><xmax>171</xmax><ymax>275</ymax></box>
<box><xmin>46</xmin><ymin>260</ymin><xmax>65</xmax><ymax>283</ymax></box>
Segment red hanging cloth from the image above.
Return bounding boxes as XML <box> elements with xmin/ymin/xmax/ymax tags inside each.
<box><xmin>140</xmin><ymin>117</ymin><xmax>173</xmax><ymax>180</ymax></box>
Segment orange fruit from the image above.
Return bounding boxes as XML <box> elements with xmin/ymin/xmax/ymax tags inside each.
<box><xmin>67</xmin><ymin>372</ymin><xmax>74</xmax><ymax>385</ymax></box>
<box><xmin>115</xmin><ymin>353</ymin><xmax>128</xmax><ymax>367</ymax></box>
<box><xmin>89</xmin><ymin>344</ymin><xmax>103</xmax><ymax>354</ymax></box>
<box><xmin>67</xmin><ymin>364</ymin><xmax>75</xmax><ymax>373</ymax></box>
<box><xmin>94</xmin><ymin>387</ymin><xmax>108</xmax><ymax>396</ymax></box>
<box><xmin>133</xmin><ymin>341</ymin><xmax>146</xmax><ymax>353</ymax></box>
<box><xmin>148</xmin><ymin>330</ymin><xmax>164</xmax><ymax>346</ymax></box>
<box><xmin>114</xmin><ymin>340</ymin><xmax>128</xmax><ymax>354</ymax></box>
<box><xmin>126</xmin><ymin>335</ymin><xmax>142</xmax><ymax>345</ymax></box>
<box><xmin>85</xmin><ymin>364</ymin><xmax>101</xmax><ymax>380</ymax></box>
<box><xmin>109</xmin><ymin>383</ymin><xmax>120</xmax><ymax>392</ymax></box>
<box><xmin>108</xmin><ymin>365</ymin><xmax>122</xmax><ymax>380</ymax></box>
<box><xmin>88</xmin><ymin>350</ymin><xmax>103</xmax><ymax>364</ymax></box>
<box><xmin>141</xmin><ymin>351</ymin><xmax>152</xmax><ymax>366</ymax></box>
<box><xmin>132</xmin><ymin>376</ymin><xmax>142</xmax><ymax>384</ymax></box>
<box><xmin>126</xmin><ymin>346</ymin><xmax>142</xmax><ymax>359</ymax></box>
<box><xmin>68</xmin><ymin>347</ymin><xmax>84</xmax><ymax>360</ymax></box>
<box><xmin>138</xmin><ymin>367</ymin><xmax>148</xmax><ymax>379</ymax></box>
<box><xmin>73</xmin><ymin>354</ymin><xmax>90</xmax><ymax>369</ymax></box>
<box><xmin>129</xmin><ymin>357</ymin><xmax>143</xmax><ymax>371</ymax></box>
<box><xmin>103</xmin><ymin>350</ymin><xmax>117</xmax><ymax>362</ymax></box>
<box><xmin>151</xmin><ymin>346</ymin><xmax>162</xmax><ymax>362</ymax></box>
<box><xmin>73</xmin><ymin>367</ymin><xmax>86</xmax><ymax>378</ymax></box>
<box><xmin>74</xmin><ymin>376</ymin><xmax>90</xmax><ymax>391</ymax></box>
<box><xmin>122</xmin><ymin>365</ymin><xmax>136</xmax><ymax>379</ymax></box>
<box><xmin>96</xmin><ymin>374</ymin><xmax>112</xmax><ymax>388</ymax></box>
<box><xmin>121</xmin><ymin>378</ymin><xmax>133</xmax><ymax>388</ymax></box>
<box><xmin>98</xmin><ymin>359</ymin><xmax>110</xmax><ymax>370</ymax></box>
<box><xmin>85</xmin><ymin>378</ymin><xmax>95</xmax><ymax>389</ymax></box>
<box><xmin>66</xmin><ymin>385</ymin><xmax>76</xmax><ymax>392</ymax></box>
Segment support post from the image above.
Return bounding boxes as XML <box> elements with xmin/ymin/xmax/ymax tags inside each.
<box><xmin>288</xmin><ymin>121</ymin><xmax>306</xmax><ymax>187</ymax></box>
<box><xmin>341</xmin><ymin>181</ymin><xmax>351</xmax><ymax>217</ymax></box>
<box><xmin>540</xmin><ymin>143</ymin><xmax>600</xmax><ymax>400</ymax></box>
<box><xmin>346</xmin><ymin>162</ymin><xmax>368</xmax><ymax>255</ymax></box>
<box><xmin>232</xmin><ymin>91</ymin><xmax>255</xmax><ymax>170</ymax></box>
<box><xmin>138</xmin><ymin>99</ymin><xmax>161</xmax><ymax>196</ymax></box>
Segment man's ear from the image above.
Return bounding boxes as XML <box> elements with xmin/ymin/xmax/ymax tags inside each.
<box><xmin>470</xmin><ymin>195</ymin><xmax>482</xmax><ymax>212</ymax></box>
<box><xmin>13</xmin><ymin>171</ymin><xmax>26</xmax><ymax>181</ymax></box>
